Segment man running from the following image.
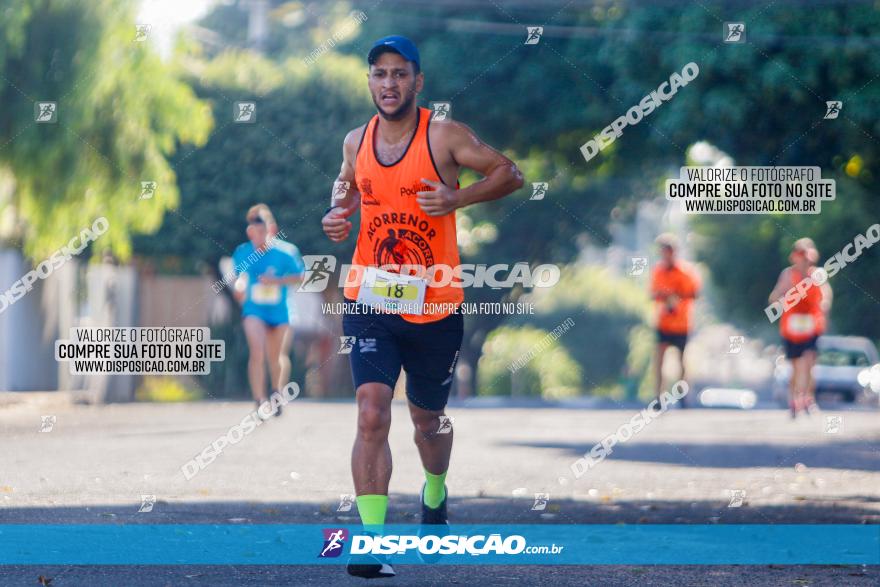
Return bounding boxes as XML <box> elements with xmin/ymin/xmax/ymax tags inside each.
<box><xmin>768</xmin><ymin>237</ymin><xmax>830</xmax><ymax>417</ymax></box>
<box><xmin>322</xmin><ymin>35</ymin><xmax>523</xmax><ymax>579</ymax></box>
<box><xmin>232</xmin><ymin>204</ymin><xmax>304</xmax><ymax>417</ymax></box>
<box><xmin>650</xmin><ymin>233</ymin><xmax>700</xmax><ymax>406</ymax></box>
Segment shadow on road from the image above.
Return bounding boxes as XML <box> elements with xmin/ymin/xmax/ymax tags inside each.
<box><xmin>505</xmin><ymin>439</ymin><xmax>880</xmax><ymax>472</ymax></box>
<box><xmin>2</xmin><ymin>494</ymin><xmax>877</xmax><ymax>525</ymax></box>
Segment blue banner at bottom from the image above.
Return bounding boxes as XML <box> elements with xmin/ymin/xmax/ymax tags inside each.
<box><xmin>0</xmin><ymin>525</ymin><xmax>877</xmax><ymax>565</ymax></box>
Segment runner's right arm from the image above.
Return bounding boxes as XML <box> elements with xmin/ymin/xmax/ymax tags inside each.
<box><xmin>230</xmin><ymin>246</ymin><xmax>247</xmax><ymax>305</ymax></box>
<box><xmin>650</xmin><ymin>266</ymin><xmax>670</xmax><ymax>302</ymax></box>
<box><xmin>322</xmin><ymin>126</ymin><xmax>364</xmax><ymax>242</ymax></box>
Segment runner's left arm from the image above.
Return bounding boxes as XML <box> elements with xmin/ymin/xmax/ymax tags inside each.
<box><xmin>260</xmin><ymin>274</ymin><xmax>303</xmax><ymax>285</ymax></box>
<box><xmin>819</xmin><ymin>280</ymin><xmax>833</xmax><ymax>314</ymax></box>
<box><xmin>417</xmin><ymin>121</ymin><xmax>523</xmax><ymax>216</ymax></box>
<box><xmin>259</xmin><ymin>248</ymin><xmax>306</xmax><ymax>285</ymax></box>
<box><xmin>680</xmin><ymin>267</ymin><xmax>700</xmax><ymax>299</ymax></box>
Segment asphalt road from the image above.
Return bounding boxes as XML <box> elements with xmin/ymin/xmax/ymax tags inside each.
<box><xmin>1</xmin><ymin>399</ymin><xmax>878</xmax><ymax>585</ymax></box>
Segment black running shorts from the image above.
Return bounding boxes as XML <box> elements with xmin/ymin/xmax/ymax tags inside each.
<box><xmin>657</xmin><ymin>329</ymin><xmax>688</xmax><ymax>351</ymax></box>
<box><xmin>783</xmin><ymin>336</ymin><xmax>818</xmax><ymax>359</ymax></box>
<box><xmin>341</xmin><ymin>300</ymin><xmax>464</xmax><ymax>411</ymax></box>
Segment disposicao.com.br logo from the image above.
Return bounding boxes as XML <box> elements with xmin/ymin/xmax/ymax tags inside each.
<box><xmin>326</xmin><ymin>531</ymin><xmax>563</xmax><ymax>557</ymax></box>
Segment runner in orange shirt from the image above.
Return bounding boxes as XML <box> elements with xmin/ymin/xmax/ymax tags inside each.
<box><xmin>321</xmin><ymin>35</ymin><xmax>523</xmax><ymax>579</ymax></box>
<box><xmin>650</xmin><ymin>233</ymin><xmax>700</xmax><ymax>406</ymax></box>
<box><xmin>768</xmin><ymin>238</ymin><xmax>830</xmax><ymax>418</ymax></box>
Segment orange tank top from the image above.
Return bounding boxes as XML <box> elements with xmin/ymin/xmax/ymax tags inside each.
<box><xmin>344</xmin><ymin>107</ymin><xmax>464</xmax><ymax>323</ymax></box>
<box><xmin>779</xmin><ymin>267</ymin><xmax>825</xmax><ymax>343</ymax></box>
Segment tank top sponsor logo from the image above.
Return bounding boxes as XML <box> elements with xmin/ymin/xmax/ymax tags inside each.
<box><xmin>400</xmin><ymin>181</ymin><xmax>430</xmax><ymax>197</ymax></box>
<box><xmin>359</xmin><ymin>177</ymin><xmax>379</xmax><ymax>206</ymax></box>
<box><xmin>372</xmin><ymin>227</ymin><xmax>435</xmax><ymax>268</ymax></box>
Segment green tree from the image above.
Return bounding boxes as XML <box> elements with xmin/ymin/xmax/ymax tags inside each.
<box><xmin>0</xmin><ymin>0</ymin><xmax>212</xmax><ymax>260</ymax></box>
<box><xmin>478</xmin><ymin>325</ymin><xmax>582</xmax><ymax>399</ymax></box>
<box><xmin>132</xmin><ymin>51</ymin><xmax>372</xmax><ymax>271</ymax></box>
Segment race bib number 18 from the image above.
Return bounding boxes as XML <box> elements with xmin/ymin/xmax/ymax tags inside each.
<box><xmin>357</xmin><ymin>266</ymin><xmax>426</xmax><ymax>315</ymax></box>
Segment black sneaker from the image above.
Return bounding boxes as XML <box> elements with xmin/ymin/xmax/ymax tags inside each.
<box><xmin>346</xmin><ymin>553</ymin><xmax>395</xmax><ymax>579</ymax></box>
<box><xmin>418</xmin><ymin>482</ymin><xmax>449</xmax><ymax>563</ymax></box>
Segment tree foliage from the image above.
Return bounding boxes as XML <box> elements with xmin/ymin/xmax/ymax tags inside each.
<box><xmin>132</xmin><ymin>51</ymin><xmax>372</xmax><ymax>270</ymax></box>
<box><xmin>0</xmin><ymin>0</ymin><xmax>212</xmax><ymax>260</ymax></box>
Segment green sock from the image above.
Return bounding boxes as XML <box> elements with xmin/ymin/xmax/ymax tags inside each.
<box><xmin>356</xmin><ymin>494</ymin><xmax>388</xmax><ymax>532</ymax></box>
<box><xmin>423</xmin><ymin>469</ymin><xmax>447</xmax><ymax>509</ymax></box>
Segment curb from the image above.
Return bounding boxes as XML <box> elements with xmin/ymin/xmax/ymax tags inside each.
<box><xmin>0</xmin><ymin>391</ymin><xmax>76</xmax><ymax>410</ymax></box>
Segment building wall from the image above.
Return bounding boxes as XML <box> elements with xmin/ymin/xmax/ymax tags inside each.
<box><xmin>0</xmin><ymin>248</ymin><xmax>60</xmax><ymax>391</ymax></box>
<box><xmin>0</xmin><ymin>248</ymin><xmax>138</xmax><ymax>398</ymax></box>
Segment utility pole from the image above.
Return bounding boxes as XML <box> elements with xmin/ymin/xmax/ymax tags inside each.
<box><xmin>244</xmin><ymin>0</ymin><xmax>269</xmax><ymax>52</ymax></box>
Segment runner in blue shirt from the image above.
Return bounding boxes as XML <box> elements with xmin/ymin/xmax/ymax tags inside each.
<box><xmin>232</xmin><ymin>204</ymin><xmax>304</xmax><ymax>416</ymax></box>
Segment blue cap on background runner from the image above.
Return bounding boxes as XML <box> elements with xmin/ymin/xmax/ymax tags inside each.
<box><xmin>367</xmin><ymin>35</ymin><xmax>420</xmax><ymax>69</ymax></box>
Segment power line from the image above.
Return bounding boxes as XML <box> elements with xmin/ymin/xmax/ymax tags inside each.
<box><xmin>353</xmin><ymin>0</ymin><xmax>876</xmax><ymax>8</ymax></box>
<box><xmin>359</xmin><ymin>11</ymin><xmax>880</xmax><ymax>47</ymax></box>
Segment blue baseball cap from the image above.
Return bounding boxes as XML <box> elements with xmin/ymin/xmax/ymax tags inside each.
<box><xmin>367</xmin><ymin>35</ymin><xmax>420</xmax><ymax>69</ymax></box>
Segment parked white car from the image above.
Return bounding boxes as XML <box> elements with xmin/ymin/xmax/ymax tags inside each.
<box><xmin>773</xmin><ymin>335</ymin><xmax>880</xmax><ymax>406</ymax></box>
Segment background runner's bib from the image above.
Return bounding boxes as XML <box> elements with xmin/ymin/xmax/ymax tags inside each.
<box><xmin>250</xmin><ymin>283</ymin><xmax>282</xmax><ymax>305</ymax></box>
<box><xmin>787</xmin><ymin>314</ymin><xmax>816</xmax><ymax>336</ymax></box>
<box><xmin>344</xmin><ymin>107</ymin><xmax>464</xmax><ymax>324</ymax></box>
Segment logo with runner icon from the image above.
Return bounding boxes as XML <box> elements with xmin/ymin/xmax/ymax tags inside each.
<box><xmin>437</xmin><ymin>415</ymin><xmax>454</xmax><ymax>434</ymax></box>
<box><xmin>333</xmin><ymin>181</ymin><xmax>349</xmax><ymax>200</ymax></box>
<box><xmin>531</xmin><ymin>493</ymin><xmax>550</xmax><ymax>511</ymax></box>
<box><xmin>429</xmin><ymin>101</ymin><xmax>452</xmax><ymax>122</ymax></box>
<box><xmin>319</xmin><ymin>528</ymin><xmax>349</xmax><ymax>558</ymax></box>
<box><xmin>338</xmin><ymin>336</ymin><xmax>356</xmax><ymax>355</ymax></box>
<box><xmin>524</xmin><ymin>26</ymin><xmax>543</xmax><ymax>45</ymax></box>
<box><xmin>724</xmin><ymin>23</ymin><xmax>745</xmax><ymax>43</ymax></box>
<box><xmin>298</xmin><ymin>255</ymin><xmax>337</xmax><ymax>292</ymax></box>
<box><xmin>824</xmin><ymin>101</ymin><xmax>842</xmax><ymax>120</ymax></box>
<box><xmin>529</xmin><ymin>182</ymin><xmax>548</xmax><ymax>201</ymax></box>
<box><xmin>39</xmin><ymin>415</ymin><xmax>56</xmax><ymax>432</ymax></box>
<box><xmin>728</xmin><ymin>335</ymin><xmax>745</xmax><ymax>354</ymax></box>
<box><xmin>359</xmin><ymin>177</ymin><xmax>380</xmax><ymax>206</ymax></box>
<box><xmin>337</xmin><ymin>494</ymin><xmax>355</xmax><ymax>512</ymax></box>
<box><xmin>629</xmin><ymin>256</ymin><xmax>648</xmax><ymax>276</ymax></box>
